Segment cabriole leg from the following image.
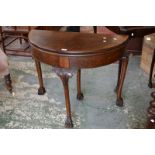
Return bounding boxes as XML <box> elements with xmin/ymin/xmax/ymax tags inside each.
<box><xmin>54</xmin><ymin>68</ymin><xmax>74</xmax><ymax>128</ymax></box>
<box><xmin>115</xmin><ymin>59</ymin><xmax>123</xmax><ymax>92</ymax></box>
<box><xmin>116</xmin><ymin>56</ymin><xmax>129</xmax><ymax>107</ymax></box>
<box><xmin>34</xmin><ymin>59</ymin><xmax>46</xmax><ymax>95</ymax></box>
<box><xmin>77</xmin><ymin>69</ymin><xmax>84</xmax><ymax>100</ymax></box>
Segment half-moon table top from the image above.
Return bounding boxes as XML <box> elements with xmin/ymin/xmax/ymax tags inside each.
<box><xmin>29</xmin><ymin>30</ymin><xmax>129</xmax><ymax>69</ymax></box>
<box><xmin>29</xmin><ymin>30</ymin><xmax>129</xmax><ymax>56</ymax></box>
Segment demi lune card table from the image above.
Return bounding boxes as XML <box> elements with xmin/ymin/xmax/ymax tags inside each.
<box><xmin>29</xmin><ymin>30</ymin><xmax>129</xmax><ymax>128</ymax></box>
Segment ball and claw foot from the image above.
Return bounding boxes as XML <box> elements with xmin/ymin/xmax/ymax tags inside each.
<box><xmin>38</xmin><ymin>87</ymin><xmax>46</xmax><ymax>95</ymax></box>
<box><xmin>116</xmin><ymin>97</ymin><xmax>124</xmax><ymax>107</ymax></box>
<box><xmin>77</xmin><ymin>92</ymin><xmax>84</xmax><ymax>100</ymax></box>
<box><xmin>65</xmin><ymin>117</ymin><xmax>73</xmax><ymax>128</ymax></box>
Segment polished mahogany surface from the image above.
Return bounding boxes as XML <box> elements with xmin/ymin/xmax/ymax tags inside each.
<box><xmin>29</xmin><ymin>30</ymin><xmax>128</xmax><ymax>54</ymax></box>
<box><xmin>29</xmin><ymin>30</ymin><xmax>129</xmax><ymax>69</ymax></box>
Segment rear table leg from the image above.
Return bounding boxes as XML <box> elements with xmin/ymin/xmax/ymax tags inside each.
<box><xmin>116</xmin><ymin>56</ymin><xmax>129</xmax><ymax>107</ymax></box>
<box><xmin>34</xmin><ymin>59</ymin><xmax>46</xmax><ymax>95</ymax></box>
<box><xmin>115</xmin><ymin>59</ymin><xmax>123</xmax><ymax>93</ymax></box>
<box><xmin>77</xmin><ymin>69</ymin><xmax>84</xmax><ymax>100</ymax></box>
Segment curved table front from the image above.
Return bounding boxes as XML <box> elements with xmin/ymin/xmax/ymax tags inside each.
<box><xmin>29</xmin><ymin>30</ymin><xmax>129</xmax><ymax>128</ymax></box>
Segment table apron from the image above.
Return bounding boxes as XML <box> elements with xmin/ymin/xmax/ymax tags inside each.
<box><xmin>32</xmin><ymin>46</ymin><xmax>126</xmax><ymax>69</ymax></box>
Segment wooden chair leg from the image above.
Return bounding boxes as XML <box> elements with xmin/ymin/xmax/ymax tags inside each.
<box><xmin>4</xmin><ymin>73</ymin><xmax>13</xmax><ymax>93</ymax></box>
<box><xmin>77</xmin><ymin>69</ymin><xmax>84</xmax><ymax>100</ymax></box>
<box><xmin>34</xmin><ymin>59</ymin><xmax>46</xmax><ymax>95</ymax></box>
<box><xmin>148</xmin><ymin>49</ymin><xmax>155</xmax><ymax>88</ymax></box>
<box><xmin>116</xmin><ymin>56</ymin><xmax>129</xmax><ymax>107</ymax></box>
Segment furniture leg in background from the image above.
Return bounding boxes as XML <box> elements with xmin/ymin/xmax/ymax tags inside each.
<box><xmin>148</xmin><ymin>49</ymin><xmax>155</xmax><ymax>88</ymax></box>
<box><xmin>146</xmin><ymin>92</ymin><xmax>155</xmax><ymax>128</ymax></box>
<box><xmin>34</xmin><ymin>59</ymin><xmax>46</xmax><ymax>95</ymax></box>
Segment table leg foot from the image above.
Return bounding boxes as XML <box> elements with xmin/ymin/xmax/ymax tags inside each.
<box><xmin>65</xmin><ymin>116</ymin><xmax>73</xmax><ymax>128</ymax></box>
<box><xmin>116</xmin><ymin>97</ymin><xmax>123</xmax><ymax>107</ymax></box>
<box><xmin>148</xmin><ymin>49</ymin><xmax>155</xmax><ymax>89</ymax></box>
<box><xmin>77</xmin><ymin>92</ymin><xmax>84</xmax><ymax>100</ymax></box>
<box><xmin>38</xmin><ymin>87</ymin><xmax>46</xmax><ymax>95</ymax></box>
<box><xmin>35</xmin><ymin>59</ymin><xmax>46</xmax><ymax>95</ymax></box>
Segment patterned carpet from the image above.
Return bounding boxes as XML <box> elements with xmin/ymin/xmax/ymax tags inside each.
<box><xmin>0</xmin><ymin>55</ymin><xmax>152</xmax><ymax>128</ymax></box>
